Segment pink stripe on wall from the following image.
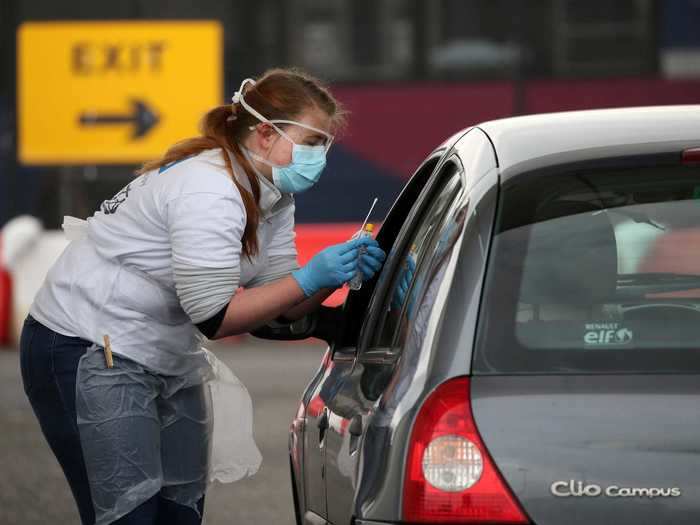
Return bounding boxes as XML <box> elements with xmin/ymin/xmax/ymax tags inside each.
<box><xmin>332</xmin><ymin>79</ymin><xmax>700</xmax><ymax>179</ymax></box>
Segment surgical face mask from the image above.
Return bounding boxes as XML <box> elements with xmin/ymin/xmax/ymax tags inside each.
<box><xmin>243</xmin><ymin>143</ymin><xmax>326</xmax><ymax>194</ymax></box>
<box><xmin>233</xmin><ymin>78</ymin><xmax>333</xmax><ymax>194</ymax></box>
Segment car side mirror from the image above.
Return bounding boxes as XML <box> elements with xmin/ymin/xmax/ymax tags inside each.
<box><xmin>249</xmin><ymin>305</ymin><xmax>341</xmax><ymax>345</ymax></box>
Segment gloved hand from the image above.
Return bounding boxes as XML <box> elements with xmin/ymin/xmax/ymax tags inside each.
<box><xmin>292</xmin><ymin>237</ymin><xmax>375</xmax><ymax>297</ymax></box>
<box><xmin>391</xmin><ymin>254</ymin><xmax>416</xmax><ymax>310</ymax></box>
<box><xmin>358</xmin><ymin>243</ymin><xmax>387</xmax><ymax>282</ymax></box>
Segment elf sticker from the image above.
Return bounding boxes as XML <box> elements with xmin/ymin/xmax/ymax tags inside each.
<box><xmin>584</xmin><ymin>323</ymin><xmax>633</xmax><ymax>346</ymax></box>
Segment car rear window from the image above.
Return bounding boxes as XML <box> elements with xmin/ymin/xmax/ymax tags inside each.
<box><xmin>473</xmin><ymin>162</ymin><xmax>700</xmax><ymax>374</ymax></box>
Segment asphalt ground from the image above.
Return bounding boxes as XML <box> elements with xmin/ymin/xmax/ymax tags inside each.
<box><xmin>0</xmin><ymin>337</ymin><xmax>326</xmax><ymax>524</ymax></box>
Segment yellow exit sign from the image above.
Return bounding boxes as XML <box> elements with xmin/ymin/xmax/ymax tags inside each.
<box><xmin>17</xmin><ymin>21</ymin><xmax>223</xmax><ymax>165</ymax></box>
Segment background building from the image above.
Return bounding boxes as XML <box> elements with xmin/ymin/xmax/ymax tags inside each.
<box><xmin>1</xmin><ymin>0</ymin><xmax>699</xmax><ymax>227</ymax></box>
<box><xmin>0</xmin><ymin>4</ymin><xmax>699</xmax><ymax>521</ymax></box>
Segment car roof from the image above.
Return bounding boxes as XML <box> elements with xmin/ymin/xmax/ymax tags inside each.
<box><xmin>475</xmin><ymin>105</ymin><xmax>700</xmax><ymax>179</ymax></box>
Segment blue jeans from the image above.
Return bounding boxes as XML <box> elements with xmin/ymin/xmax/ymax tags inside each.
<box><xmin>19</xmin><ymin>314</ymin><xmax>206</xmax><ymax>524</ymax></box>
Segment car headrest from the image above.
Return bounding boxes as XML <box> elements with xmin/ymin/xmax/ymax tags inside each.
<box><xmin>519</xmin><ymin>200</ymin><xmax>617</xmax><ymax>305</ymax></box>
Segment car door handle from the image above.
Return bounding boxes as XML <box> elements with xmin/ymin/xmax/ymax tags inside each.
<box><xmin>348</xmin><ymin>415</ymin><xmax>362</xmax><ymax>437</ymax></box>
<box><xmin>317</xmin><ymin>408</ymin><xmax>329</xmax><ymax>430</ymax></box>
<box><xmin>317</xmin><ymin>408</ymin><xmax>329</xmax><ymax>445</ymax></box>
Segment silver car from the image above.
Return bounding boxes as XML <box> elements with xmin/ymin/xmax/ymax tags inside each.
<box><xmin>257</xmin><ymin>105</ymin><xmax>700</xmax><ymax>525</ymax></box>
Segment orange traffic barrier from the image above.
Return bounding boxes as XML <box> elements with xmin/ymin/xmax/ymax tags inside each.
<box><xmin>0</xmin><ymin>235</ymin><xmax>11</xmax><ymax>346</ymax></box>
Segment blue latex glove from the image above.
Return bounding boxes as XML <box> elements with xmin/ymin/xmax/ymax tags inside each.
<box><xmin>358</xmin><ymin>242</ymin><xmax>387</xmax><ymax>281</ymax></box>
<box><xmin>292</xmin><ymin>237</ymin><xmax>374</xmax><ymax>297</ymax></box>
<box><xmin>391</xmin><ymin>254</ymin><xmax>416</xmax><ymax>310</ymax></box>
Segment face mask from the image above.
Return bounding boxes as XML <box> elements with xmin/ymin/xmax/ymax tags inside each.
<box><xmin>243</xmin><ymin>143</ymin><xmax>326</xmax><ymax>194</ymax></box>
<box><xmin>232</xmin><ymin>78</ymin><xmax>334</xmax><ymax>194</ymax></box>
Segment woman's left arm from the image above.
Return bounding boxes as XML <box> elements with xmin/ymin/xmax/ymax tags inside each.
<box><xmin>252</xmin><ymin>201</ymin><xmax>384</xmax><ymax>323</ymax></box>
<box><xmin>245</xmin><ymin>253</ymin><xmax>335</xmax><ymax>321</ymax></box>
<box><xmin>252</xmin><ymin>200</ymin><xmax>333</xmax><ymax>321</ymax></box>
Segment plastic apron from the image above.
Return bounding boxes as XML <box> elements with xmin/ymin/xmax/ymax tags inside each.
<box><xmin>63</xmin><ymin>216</ymin><xmax>262</xmax><ymax>525</ymax></box>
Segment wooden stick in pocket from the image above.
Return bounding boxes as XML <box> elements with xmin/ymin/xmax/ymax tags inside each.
<box><xmin>102</xmin><ymin>334</ymin><xmax>114</xmax><ymax>368</ymax></box>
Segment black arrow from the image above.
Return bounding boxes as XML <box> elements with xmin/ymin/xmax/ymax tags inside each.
<box><xmin>79</xmin><ymin>99</ymin><xmax>159</xmax><ymax>139</ymax></box>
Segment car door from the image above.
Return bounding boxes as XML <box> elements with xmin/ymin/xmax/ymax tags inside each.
<box><xmin>296</xmin><ymin>151</ymin><xmax>444</xmax><ymax>525</ymax></box>
<box><xmin>299</xmin><ymin>348</ymin><xmax>333</xmax><ymax>524</ymax></box>
<box><xmin>321</xmin><ymin>159</ymin><xmax>467</xmax><ymax>525</ymax></box>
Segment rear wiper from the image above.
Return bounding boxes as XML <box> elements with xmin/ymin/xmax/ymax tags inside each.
<box><xmin>618</xmin><ymin>273</ymin><xmax>700</xmax><ymax>283</ymax></box>
<box><xmin>603</xmin><ymin>209</ymin><xmax>666</xmax><ymax>231</ymax></box>
<box><xmin>617</xmin><ymin>273</ymin><xmax>700</xmax><ymax>298</ymax></box>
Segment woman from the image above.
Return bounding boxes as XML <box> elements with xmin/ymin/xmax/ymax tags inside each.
<box><xmin>19</xmin><ymin>68</ymin><xmax>386</xmax><ymax>524</ymax></box>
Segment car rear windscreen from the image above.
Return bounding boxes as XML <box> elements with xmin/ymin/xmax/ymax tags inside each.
<box><xmin>473</xmin><ymin>161</ymin><xmax>700</xmax><ymax>374</ymax></box>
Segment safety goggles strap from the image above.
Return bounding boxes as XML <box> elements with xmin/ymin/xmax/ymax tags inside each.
<box><xmin>232</xmin><ymin>78</ymin><xmax>334</xmax><ymax>153</ymax></box>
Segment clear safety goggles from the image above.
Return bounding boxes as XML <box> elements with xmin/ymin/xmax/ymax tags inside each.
<box><xmin>232</xmin><ymin>78</ymin><xmax>335</xmax><ymax>153</ymax></box>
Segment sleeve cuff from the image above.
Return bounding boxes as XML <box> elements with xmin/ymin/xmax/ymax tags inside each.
<box><xmin>194</xmin><ymin>300</ymin><xmax>229</xmax><ymax>339</ymax></box>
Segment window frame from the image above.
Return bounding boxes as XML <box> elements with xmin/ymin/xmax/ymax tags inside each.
<box><xmin>362</xmin><ymin>170</ymin><xmax>463</xmax><ymax>361</ymax></box>
<box><xmin>389</xmin><ymin>185</ymin><xmax>469</xmax><ymax>353</ymax></box>
<box><xmin>328</xmin><ymin>153</ymin><xmax>444</xmax><ymax>361</ymax></box>
<box><xmin>356</xmin><ymin>156</ymin><xmax>465</xmax><ymax>363</ymax></box>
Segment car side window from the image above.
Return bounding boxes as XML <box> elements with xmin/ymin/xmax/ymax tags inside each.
<box><xmin>365</xmin><ymin>166</ymin><xmax>463</xmax><ymax>356</ymax></box>
<box><xmin>391</xmin><ymin>195</ymin><xmax>468</xmax><ymax>353</ymax></box>
<box><xmin>364</xmin><ymin>197</ymin><xmax>469</xmax><ymax>404</ymax></box>
<box><xmin>331</xmin><ymin>157</ymin><xmax>442</xmax><ymax>357</ymax></box>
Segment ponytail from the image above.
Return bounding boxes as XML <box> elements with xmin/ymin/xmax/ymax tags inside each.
<box><xmin>136</xmin><ymin>67</ymin><xmax>347</xmax><ymax>259</ymax></box>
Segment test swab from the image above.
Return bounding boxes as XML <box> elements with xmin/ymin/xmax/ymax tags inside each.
<box><xmin>359</xmin><ymin>197</ymin><xmax>378</xmax><ymax>234</ymax></box>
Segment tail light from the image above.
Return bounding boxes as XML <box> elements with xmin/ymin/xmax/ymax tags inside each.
<box><xmin>682</xmin><ymin>148</ymin><xmax>700</xmax><ymax>166</ymax></box>
<box><xmin>403</xmin><ymin>376</ymin><xmax>530</xmax><ymax>523</ymax></box>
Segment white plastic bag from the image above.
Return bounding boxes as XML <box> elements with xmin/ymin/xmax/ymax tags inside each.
<box><xmin>205</xmin><ymin>348</ymin><xmax>263</xmax><ymax>483</ymax></box>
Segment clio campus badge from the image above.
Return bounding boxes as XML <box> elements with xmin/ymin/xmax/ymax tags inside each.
<box><xmin>551</xmin><ymin>480</ymin><xmax>682</xmax><ymax>499</ymax></box>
